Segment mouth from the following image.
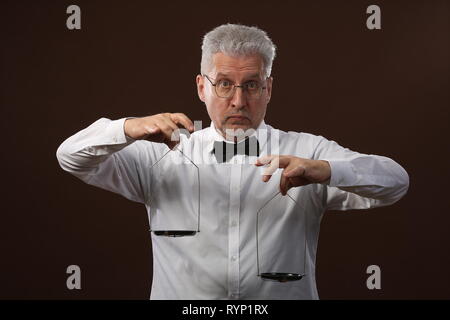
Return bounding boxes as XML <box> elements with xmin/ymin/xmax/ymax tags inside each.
<box><xmin>227</xmin><ymin>115</ymin><xmax>249</xmax><ymax>121</ymax></box>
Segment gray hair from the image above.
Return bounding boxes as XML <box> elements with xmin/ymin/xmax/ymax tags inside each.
<box><xmin>200</xmin><ymin>23</ymin><xmax>277</xmax><ymax>78</ymax></box>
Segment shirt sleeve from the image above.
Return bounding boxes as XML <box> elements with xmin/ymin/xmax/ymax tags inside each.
<box><xmin>56</xmin><ymin>117</ymin><xmax>158</xmax><ymax>204</ymax></box>
<box><xmin>309</xmin><ymin>134</ymin><xmax>410</xmax><ymax>211</ymax></box>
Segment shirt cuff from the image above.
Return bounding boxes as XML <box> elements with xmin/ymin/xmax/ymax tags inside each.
<box><xmin>123</xmin><ymin>117</ymin><xmax>138</xmax><ymax>143</ymax></box>
<box><xmin>325</xmin><ymin>160</ymin><xmax>359</xmax><ymax>187</ymax></box>
<box><xmin>104</xmin><ymin>117</ymin><xmax>136</xmax><ymax>145</ymax></box>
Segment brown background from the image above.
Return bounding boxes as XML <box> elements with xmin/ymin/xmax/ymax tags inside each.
<box><xmin>1</xmin><ymin>0</ymin><xmax>449</xmax><ymax>299</ymax></box>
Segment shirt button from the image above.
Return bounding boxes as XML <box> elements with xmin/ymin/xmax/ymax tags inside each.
<box><xmin>231</xmin><ymin>255</ymin><xmax>237</xmax><ymax>262</ymax></box>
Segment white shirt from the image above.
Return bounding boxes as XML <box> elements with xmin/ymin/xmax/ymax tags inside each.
<box><xmin>56</xmin><ymin>117</ymin><xmax>409</xmax><ymax>300</ymax></box>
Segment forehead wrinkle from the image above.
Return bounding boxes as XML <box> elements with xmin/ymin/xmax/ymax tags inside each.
<box><xmin>211</xmin><ymin>53</ymin><xmax>264</xmax><ymax>79</ymax></box>
<box><xmin>213</xmin><ymin>65</ymin><xmax>264</xmax><ymax>81</ymax></box>
<box><xmin>215</xmin><ymin>63</ymin><xmax>261</xmax><ymax>73</ymax></box>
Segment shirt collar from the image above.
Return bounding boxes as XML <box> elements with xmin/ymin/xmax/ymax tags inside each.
<box><xmin>204</xmin><ymin>120</ymin><xmax>269</xmax><ymax>155</ymax></box>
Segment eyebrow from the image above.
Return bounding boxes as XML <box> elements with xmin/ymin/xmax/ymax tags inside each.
<box><xmin>215</xmin><ymin>72</ymin><xmax>262</xmax><ymax>81</ymax></box>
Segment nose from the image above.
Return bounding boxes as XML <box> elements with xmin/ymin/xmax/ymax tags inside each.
<box><xmin>230</xmin><ymin>86</ymin><xmax>248</xmax><ymax>109</ymax></box>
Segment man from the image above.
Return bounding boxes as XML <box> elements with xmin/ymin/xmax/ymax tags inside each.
<box><xmin>56</xmin><ymin>24</ymin><xmax>409</xmax><ymax>299</ymax></box>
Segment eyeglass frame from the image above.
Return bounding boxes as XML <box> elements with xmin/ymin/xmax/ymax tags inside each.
<box><xmin>202</xmin><ymin>74</ymin><xmax>268</xmax><ymax>99</ymax></box>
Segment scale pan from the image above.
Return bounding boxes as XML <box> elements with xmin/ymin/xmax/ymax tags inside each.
<box><xmin>260</xmin><ymin>273</ymin><xmax>304</xmax><ymax>282</ymax></box>
<box><xmin>153</xmin><ymin>230</ymin><xmax>197</xmax><ymax>237</ymax></box>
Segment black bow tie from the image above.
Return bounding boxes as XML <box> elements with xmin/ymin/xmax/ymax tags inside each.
<box><xmin>213</xmin><ymin>136</ymin><xmax>260</xmax><ymax>163</ymax></box>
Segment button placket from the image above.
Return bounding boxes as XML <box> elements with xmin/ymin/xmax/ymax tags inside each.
<box><xmin>227</xmin><ymin>163</ymin><xmax>241</xmax><ymax>299</ymax></box>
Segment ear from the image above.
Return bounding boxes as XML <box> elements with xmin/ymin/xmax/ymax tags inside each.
<box><xmin>196</xmin><ymin>74</ymin><xmax>205</xmax><ymax>102</ymax></box>
<box><xmin>265</xmin><ymin>76</ymin><xmax>273</xmax><ymax>104</ymax></box>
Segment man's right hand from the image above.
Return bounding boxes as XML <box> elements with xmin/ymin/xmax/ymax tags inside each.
<box><xmin>124</xmin><ymin>113</ymin><xmax>195</xmax><ymax>149</ymax></box>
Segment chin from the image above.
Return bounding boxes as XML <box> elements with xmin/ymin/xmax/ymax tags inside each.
<box><xmin>225</xmin><ymin>123</ymin><xmax>252</xmax><ymax>132</ymax></box>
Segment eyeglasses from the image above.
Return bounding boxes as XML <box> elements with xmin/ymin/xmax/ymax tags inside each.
<box><xmin>203</xmin><ymin>74</ymin><xmax>267</xmax><ymax>99</ymax></box>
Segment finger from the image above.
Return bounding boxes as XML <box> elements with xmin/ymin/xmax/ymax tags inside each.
<box><xmin>155</xmin><ymin>119</ymin><xmax>178</xmax><ymax>146</ymax></box>
<box><xmin>275</xmin><ymin>156</ymin><xmax>291</xmax><ymax>168</ymax></box>
<box><xmin>164</xmin><ymin>117</ymin><xmax>187</xmax><ymax>146</ymax></box>
<box><xmin>284</xmin><ymin>176</ymin><xmax>311</xmax><ymax>192</ymax></box>
<box><xmin>256</xmin><ymin>155</ymin><xmax>291</xmax><ymax>168</ymax></box>
<box><xmin>290</xmin><ymin>176</ymin><xmax>311</xmax><ymax>187</ymax></box>
<box><xmin>161</xmin><ymin>117</ymin><xmax>180</xmax><ymax>137</ymax></box>
<box><xmin>156</xmin><ymin>120</ymin><xmax>175</xmax><ymax>138</ymax></box>
<box><xmin>143</xmin><ymin>120</ymin><xmax>179</xmax><ymax>150</ymax></box>
<box><xmin>283</xmin><ymin>165</ymin><xmax>306</xmax><ymax>178</ymax></box>
<box><xmin>280</xmin><ymin>175</ymin><xmax>293</xmax><ymax>196</ymax></box>
<box><xmin>161</xmin><ymin>115</ymin><xmax>180</xmax><ymax>132</ymax></box>
<box><xmin>262</xmin><ymin>155</ymin><xmax>295</xmax><ymax>177</ymax></box>
<box><xmin>262</xmin><ymin>156</ymin><xmax>281</xmax><ymax>182</ymax></box>
<box><xmin>170</xmin><ymin>113</ymin><xmax>195</xmax><ymax>132</ymax></box>
<box><xmin>255</xmin><ymin>155</ymin><xmax>275</xmax><ymax>166</ymax></box>
<box><xmin>144</xmin><ymin>123</ymin><xmax>166</xmax><ymax>143</ymax></box>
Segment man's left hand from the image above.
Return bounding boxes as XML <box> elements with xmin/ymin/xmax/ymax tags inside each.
<box><xmin>255</xmin><ymin>155</ymin><xmax>331</xmax><ymax>195</ymax></box>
